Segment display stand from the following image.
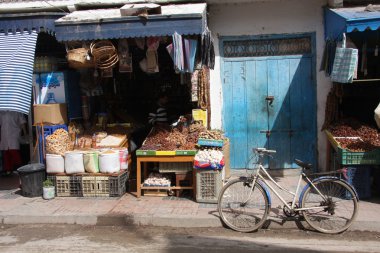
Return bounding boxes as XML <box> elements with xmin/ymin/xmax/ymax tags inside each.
<box><xmin>136</xmin><ymin>155</ymin><xmax>195</xmax><ymax>198</ymax></box>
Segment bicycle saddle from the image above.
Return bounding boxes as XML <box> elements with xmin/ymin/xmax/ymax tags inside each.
<box><xmin>294</xmin><ymin>159</ymin><xmax>313</xmax><ymax>170</ymax></box>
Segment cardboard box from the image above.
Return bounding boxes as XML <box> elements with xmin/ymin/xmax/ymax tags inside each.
<box><xmin>33</xmin><ymin>103</ymin><xmax>68</xmax><ymax>125</ymax></box>
<box><xmin>34</xmin><ymin>72</ymin><xmax>66</xmax><ymax>104</ymax></box>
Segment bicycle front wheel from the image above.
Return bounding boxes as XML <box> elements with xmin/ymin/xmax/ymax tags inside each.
<box><xmin>301</xmin><ymin>179</ymin><xmax>358</xmax><ymax>234</ymax></box>
<box><xmin>218</xmin><ymin>178</ymin><xmax>269</xmax><ymax>232</ymax></box>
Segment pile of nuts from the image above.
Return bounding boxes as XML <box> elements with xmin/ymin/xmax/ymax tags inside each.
<box><xmin>141</xmin><ymin>123</ymin><xmax>206</xmax><ymax>151</ymax></box>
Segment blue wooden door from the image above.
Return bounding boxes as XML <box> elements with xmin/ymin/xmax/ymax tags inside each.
<box><xmin>222</xmin><ymin>35</ymin><xmax>316</xmax><ymax>169</ymax></box>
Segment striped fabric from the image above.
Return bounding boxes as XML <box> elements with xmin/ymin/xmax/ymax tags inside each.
<box><xmin>0</xmin><ymin>31</ymin><xmax>38</xmax><ymax>114</ymax></box>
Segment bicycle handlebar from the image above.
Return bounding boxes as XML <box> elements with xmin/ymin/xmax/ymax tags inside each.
<box><xmin>254</xmin><ymin>148</ymin><xmax>277</xmax><ymax>154</ymax></box>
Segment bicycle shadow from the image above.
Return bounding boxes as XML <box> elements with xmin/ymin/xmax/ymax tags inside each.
<box><xmin>208</xmin><ymin>207</ymin><xmax>310</xmax><ymax>232</ymax></box>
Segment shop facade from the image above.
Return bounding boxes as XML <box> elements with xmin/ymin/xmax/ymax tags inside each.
<box><xmin>207</xmin><ymin>0</ymin><xmax>329</xmax><ymax>170</ymax></box>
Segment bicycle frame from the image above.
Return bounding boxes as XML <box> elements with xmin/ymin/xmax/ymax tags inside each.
<box><xmin>248</xmin><ymin>163</ymin><xmax>329</xmax><ymax>212</ymax></box>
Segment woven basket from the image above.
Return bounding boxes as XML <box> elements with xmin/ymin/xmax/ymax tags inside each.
<box><xmin>67</xmin><ymin>48</ymin><xmax>95</xmax><ymax>69</ymax></box>
<box><xmin>90</xmin><ymin>40</ymin><xmax>119</xmax><ymax>69</ymax></box>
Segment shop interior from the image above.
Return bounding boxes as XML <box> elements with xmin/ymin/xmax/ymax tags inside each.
<box><xmin>325</xmin><ymin>30</ymin><xmax>380</xmax><ymax>199</ymax></box>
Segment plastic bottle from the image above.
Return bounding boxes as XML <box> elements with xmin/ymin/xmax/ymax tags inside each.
<box><xmin>92</xmin><ymin>134</ymin><xmax>97</xmax><ymax>148</ymax></box>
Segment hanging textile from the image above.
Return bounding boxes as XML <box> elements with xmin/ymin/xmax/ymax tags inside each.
<box><xmin>331</xmin><ymin>47</ymin><xmax>358</xmax><ymax>83</ymax></box>
<box><xmin>201</xmin><ymin>27</ymin><xmax>215</xmax><ymax>69</ymax></box>
<box><xmin>183</xmin><ymin>38</ymin><xmax>198</xmax><ymax>73</ymax></box>
<box><xmin>320</xmin><ymin>39</ymin><xmax>337</xmax><ymax>76</ymax></box>
<box><xmin>0</xmin><ymin>31</ymin><xmax>38</xmax><ymax>114</ymax></box>
<box><xmin>172</xmin><ymin>32</ymin><xmax>184</xmax><ymax>72</ymax></box>
<box><xmin>146</xmin><ymin>37</ymin><xmax>160</xmax><ymax>73</ymax></box>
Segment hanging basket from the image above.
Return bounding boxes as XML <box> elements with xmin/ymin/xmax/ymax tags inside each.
<box><xmin>90</xmin><ymin>40</ymin><xmax>119</xmax><ymax>69</ymax></box>
<box><xmin>66</xmin><ymin>42</ymin><xmax>95</xmax><ymax>69</ymax></box>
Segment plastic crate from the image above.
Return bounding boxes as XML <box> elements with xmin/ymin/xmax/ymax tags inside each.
<box><xmin>336</xmin><ymin>147</ymin><xmax>380</xmax><ymax>165</ymax></box>
<box><xmin>82</xmin><ymin>176</ymin><xmax>110</xmax><ymax>197</ymax></box>
<box><xmin>109</xmin><ymin>170</ymin><xmax>129</xmax><ymax>197</ymax></box>
<box><xmin>48</xmin><ymin>175</ymin><xmax>82</xmax><ymax>197</ymax></box>
<box><xmin>37</xmin><ymin>124</ymin><xmax>68</xmax><ymax>163</ymax></box>
<box><xmin>346</xmin><ymin>166</ymin><xmax>372</xmax><ymax>199</ymax></box>
<box><xmin>196</xmin><ymin>170</ymin><xmax>223</xmax><ymax>203</ymax></box>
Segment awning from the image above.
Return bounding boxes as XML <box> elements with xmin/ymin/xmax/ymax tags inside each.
<box><xmin>0</xmin><ymin>31</ymin><xmax>38</xmax><ymax>114</ymax></box>
<box><xmin>0</xmin><ymin>13</ymin><xmax>64</xmax><ymax>34</ymax></box>
<box><xmin>324</xmin><ymin>5</ymin><xmax>380</xmax><ymax>40</ymax></box>
<box><xmin>54</xmin><ymin>3</ymin><xmax>207</xmax><ymax>42</ymax></box>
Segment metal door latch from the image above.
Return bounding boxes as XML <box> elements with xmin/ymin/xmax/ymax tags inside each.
<box><xmin>265</xmin><ymin>96</ymin><xmax>274</xmax><ymax>105</ymax></box>
<box><xmin>260</xmin><ymin>130</ymin><xmax>271</xmax><ymax>138</ymax></box>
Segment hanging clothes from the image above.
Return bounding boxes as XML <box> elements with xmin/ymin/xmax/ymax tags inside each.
<box><xmin>183</xmin><ymin>38</ymin><xmax>197</xmax><ymax>73</ymax></box>
<box><xmin>361</xmin><ymin>40</ymin><xmax>368</xmax><ymax>77</ymax></box>
<box><xmin>146</xmin><ymin>37</ymin><xmax>160</xmax><ymax>73</ymax></box>
<box><xmin>172</xmin><ymin>32</ymin><xmax>184</xmax><ymax>72</ymax></box>
<box><xmin>320</xmin><ymin>39</ymin><xmax>337</xmax><ymax>76</ymax></box>
<box><xmin>201</xmin><ymin>27</ymin><xmax>215</xmax><ymax>69</ymax></box>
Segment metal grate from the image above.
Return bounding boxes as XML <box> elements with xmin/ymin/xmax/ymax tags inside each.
<box><xmin>223</xmin><ymin>37</ymin><xmax>311</xmax><ymax>58</ymax></box>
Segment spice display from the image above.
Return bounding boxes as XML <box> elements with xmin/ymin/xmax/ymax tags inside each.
<box><xmin>329</xmin><ymin>119</ymin><xmax>380</xmax><ymax>151</ymax></box>
<box><xmin>199</xmin><ymin>129</ymin><xmax>225</xmax><ymax>140</ymax></box>
<box><xmin>46</xmin><ymin>128</ymin><xmax>71</xmax><ymax>156</ymax></box>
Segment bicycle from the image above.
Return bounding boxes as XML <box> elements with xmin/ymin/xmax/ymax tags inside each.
<box><xmin>217</xmin><ymin>148</ymin><xmax>359</xmax><ymax>234</ymax></box>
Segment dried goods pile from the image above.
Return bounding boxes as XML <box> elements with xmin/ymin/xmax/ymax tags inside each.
<box><xmin>141</xmin><ymin>124</ymin><xmax>204</xmax><ymax>151</ymax></box>
<box><xmin>329</xmin><ymin>119</ymin><xmax>380</xmax><ymax>152</ymax></box>
<box><xmin>199</xmin><ymin>129</ymin><xmax>226</xmax><ymax>140</ymax></box>
<box><xmin>46</xmin><ymin>129</ymin><xmax>71</xmax><ymax>155</ymax></box>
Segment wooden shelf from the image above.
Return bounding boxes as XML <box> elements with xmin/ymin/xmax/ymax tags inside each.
<box><xmin>352</xmin><ymin>79</ymin><xmax>380</xmax><ymax>83</ymax></box>
<box><xmin>136</xmin><ymin>155</ymin><xmax>195</xmax><ymax>198</ymax></box>
<box><xmin>141</xmin><ymin>185</ymin><xmax>194</xmax><ymax>190</ymax></box>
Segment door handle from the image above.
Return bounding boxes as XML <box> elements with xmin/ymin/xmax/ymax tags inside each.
<box><xmin>265</xmin><ymin>96</ymin><xmax>274</xmax><ymax>105</ymax></box>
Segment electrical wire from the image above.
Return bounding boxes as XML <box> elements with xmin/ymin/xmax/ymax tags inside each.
<box><xmin>43</xmin><ymin>0</ymin><xmax>69</xmax><ymax>14</ymax></box>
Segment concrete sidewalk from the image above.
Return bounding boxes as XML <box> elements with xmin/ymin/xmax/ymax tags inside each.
<box><xmin>1</xmin><ymin>170</ymin><xmax>380</xmax><ymax>232</ymax></box>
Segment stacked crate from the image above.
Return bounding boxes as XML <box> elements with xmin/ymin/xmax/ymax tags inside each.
<box><xmin>47</xmin><ymin>170</ymin><xmax>129</xmax><ymax>197</ymax></box>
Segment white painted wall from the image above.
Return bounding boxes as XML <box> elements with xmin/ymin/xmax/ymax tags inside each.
<box><xmin>207</xmin><ymin>0</ymin><xmax>331</xmax><ymax>170</ymax></box>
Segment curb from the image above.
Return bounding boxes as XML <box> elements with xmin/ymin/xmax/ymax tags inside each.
<box><xmin>2</xmin><ymin>214</ymin><xmax>380</xmax><ymax>232</ymax></box>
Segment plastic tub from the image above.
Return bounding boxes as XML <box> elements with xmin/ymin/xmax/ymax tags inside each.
<box><xmin>118</xmin><ymin>148</ymin><xmax>129</xmax><ymax>170</ymax></box>
<box><xmin>64</xmin><ymin>151</ymin><xmax>85</xmax><ymax>174</ymax></box>
<box><xmin>17</xmin><ymin>163</ymin><xmax>46</xmax><ymax>197</ymax></box>
<box><xmin>46</xmin><ymin>154</ymin><xmax>65</xmax><ymax>173</ymax></box>
<box><xmin>99</xmin><ymin>150</ymin><xmax>120</xmax><ymax>173</ymax></box>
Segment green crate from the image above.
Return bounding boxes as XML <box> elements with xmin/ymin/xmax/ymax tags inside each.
<box><xmin>337</xmin><ymin>147</ymin><xmax>380</xmax><ymax>165</ymax></box>
<box><xmin>136</xmin><ymin>150</ymin><xmax>156</xmax><ymax>156</ymax></box>
<box><xmin>175</xmin><ymin>150</ymin><xmax>197</xmax><ymax>156</ymax></box>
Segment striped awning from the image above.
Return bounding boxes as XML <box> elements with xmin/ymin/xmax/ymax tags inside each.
<box><xmin>0</xmin><ymin>31</ymin><xmax>38</xmax><ymax>114</ymax></box>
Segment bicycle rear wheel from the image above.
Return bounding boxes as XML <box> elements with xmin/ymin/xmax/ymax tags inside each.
<box><xmin>218</xmin><ymin>177</ymin><xmax>269</xmax><ymax>232</ymax></box>
<box><xmin>301</xmin><ymin>178</ymin><xmax>358</xmax><ymax>234</ymax></box>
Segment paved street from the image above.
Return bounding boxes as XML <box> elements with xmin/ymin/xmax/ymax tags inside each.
<box><xmin>1</xmin><ymin>225</ymin><xmax>380</xmax><ymax>253</ymax></box>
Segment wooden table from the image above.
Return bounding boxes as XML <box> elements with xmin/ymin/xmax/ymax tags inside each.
<box><xmin>136</xmin><ymin>155</ymin><xmax>195</xmax><ymax>198</ymax></box>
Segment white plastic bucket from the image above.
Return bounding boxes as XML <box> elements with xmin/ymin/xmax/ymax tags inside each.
<box><xmin>83</xmin><ymin>152</ymin><xmax>99</xmax><ymax>173</ymax></box>
<box><xmin>64</xmin><ymin>151</ymin><xmax>85</xmax><ymax>174</ymax></box>
<box><xmin>46</xmin><ymin>154</ymin><xmax>65</xmax><ymax>173</ymax></box>
<box><xmin>99</xmin><ymin>150</ymin><xmax>120</xmax><ymax>173</ymax></box>
<box><xmin>118</xmin><ymin>148</ymin><xmax>129</xmax><ymax>170</ymax></box>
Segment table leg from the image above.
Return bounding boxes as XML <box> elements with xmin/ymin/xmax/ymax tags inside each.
<box><xmin>137</xmin><ymin>158</ymin><xmax>141</xmax><ymax>198</ymax></box>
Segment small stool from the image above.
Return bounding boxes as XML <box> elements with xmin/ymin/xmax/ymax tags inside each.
<box><xmin>175</xmin><ymin>171</ymin><xmax>193</xmax><ymax>197</ymax></box>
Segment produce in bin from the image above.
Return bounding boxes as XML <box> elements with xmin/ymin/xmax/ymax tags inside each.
<box><xmin>194</xmin><ymin>149</ymin><xmax>224</xmax><ymax>170</ymax></box>
<box><xmin>328</xmin><ymin>119</ymin><xmax>380</xmax><ymax>152</ymax></box>
<box><xmin>143</xmin><ymin>172</ymin><xmax>171</xmax><ymax>187</ymax></box>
